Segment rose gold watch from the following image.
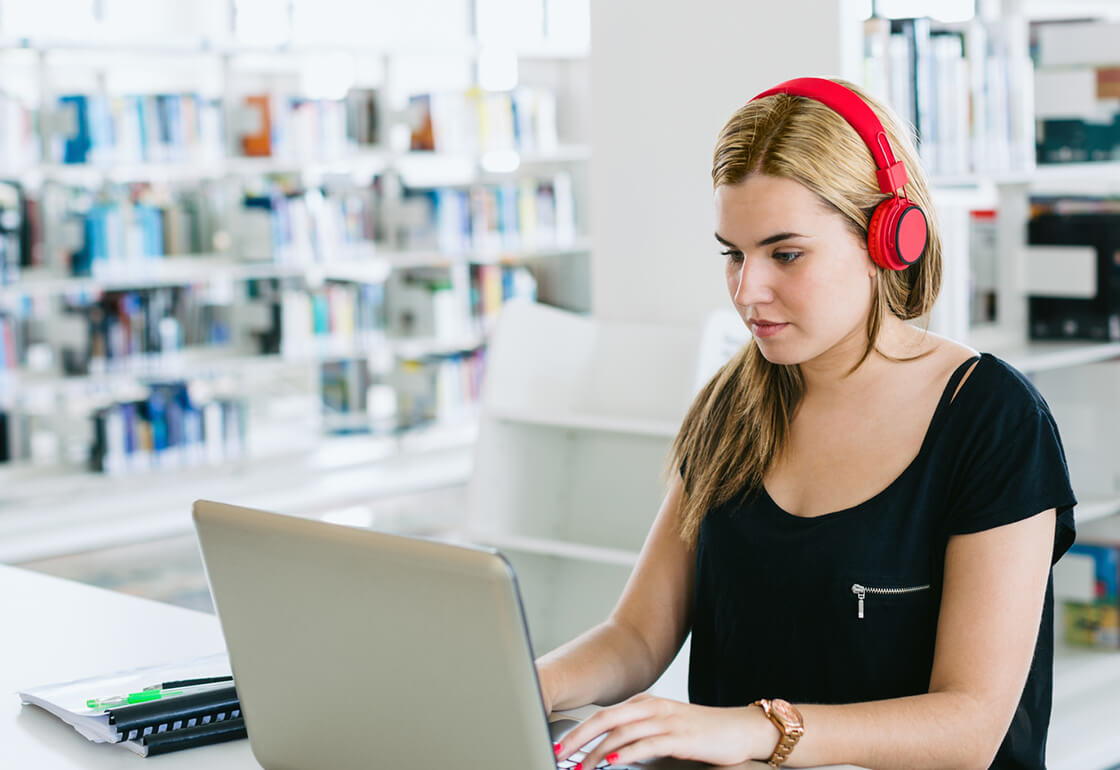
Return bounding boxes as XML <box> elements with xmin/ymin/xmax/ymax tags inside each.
<box><xmin>751</xmin><ymin>698</ymin><xmax>804</xmax><ymax>768</ymax></box>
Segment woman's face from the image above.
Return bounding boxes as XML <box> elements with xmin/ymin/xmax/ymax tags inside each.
<box><xmin>714</xmin><ymin>174</ymin><xmax>877</xmax><ymax>366</ymax></box>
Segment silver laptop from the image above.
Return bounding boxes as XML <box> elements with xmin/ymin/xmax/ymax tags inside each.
<box><xmin>192</xmin><ymin>500</ymin><xmax>704</xmax><ymax>770</ymax></box>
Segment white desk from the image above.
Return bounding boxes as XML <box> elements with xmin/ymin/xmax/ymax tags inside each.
<box><xmin>2</xmin><ymin>564</ymin><xmax>256</xmax><ymax>768</ymax></box>
<box><xmin>8</xmin><ymin>564</ymin><xmax>1116</xmax><ymax>769</ymax></box>
<box><xmin>0</xmin><ymin>565</ymin><xmax>796</xmax><ymax>769</ymax></box>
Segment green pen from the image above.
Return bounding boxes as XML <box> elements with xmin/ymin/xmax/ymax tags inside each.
<box><xmin>86</xmin><ymin>689</ymin><xmax>184</xmax><ymax>710</ymax></box>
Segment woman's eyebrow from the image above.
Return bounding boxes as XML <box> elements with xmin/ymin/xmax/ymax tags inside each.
<box><xmin>714</xmin><ymin>231</ymin><xmax>810</xmax><ymax>248</ymax></box>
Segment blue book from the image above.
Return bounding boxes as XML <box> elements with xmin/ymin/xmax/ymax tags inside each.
<box><xmin>59</xmin><ymin>95</ymin><xmax>91</xmax><ymax>164</ymax></box>
<box><xmin>1069</xmin><ymin>543</ymin><xmax>1120</xmax><ymax>601</ymax></box>
<box><xmin>87</xmin><ymin>95</ymin><xmax>115</xmax><ymax>163</ymax></box>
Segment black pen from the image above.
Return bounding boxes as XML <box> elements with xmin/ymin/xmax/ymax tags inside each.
<box><xmin>142</xmin><ymin>675</ymin><xmax>233</xmax><ymax>691</ymax></box>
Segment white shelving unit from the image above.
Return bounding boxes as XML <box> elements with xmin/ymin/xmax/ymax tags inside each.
<box><xmin>464</xmin><ymin>302</ymin><xmax>696</xmax><ymax>646</ymax></box>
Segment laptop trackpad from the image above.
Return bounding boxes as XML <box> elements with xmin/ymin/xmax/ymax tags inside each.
<box><xmin>548</xmin><ymin>718</ymin><xmax>709</xmax><ymax>769</ymax></box>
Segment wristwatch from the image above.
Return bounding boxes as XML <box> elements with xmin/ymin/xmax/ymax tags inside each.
<box><xmin>751</xmin><ymin>698</ymin><xmax>805</xmax><ymax>768</ymax></box>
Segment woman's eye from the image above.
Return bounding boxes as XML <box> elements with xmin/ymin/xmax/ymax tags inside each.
<box><xmin>773</xmin><ymin>251</ymin><xmax>802</xmax><ymax>264</ymax></box>
<box><xmin>721</xmin><ymin>250</ymin><xmax>743</xmax><ymax>264</ymax></box>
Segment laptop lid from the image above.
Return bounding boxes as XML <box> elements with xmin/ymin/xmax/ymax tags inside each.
<box><xmin>192</xmin><ymin>499</ymin><xmax>556</xmax><ymax>770</ymax></box>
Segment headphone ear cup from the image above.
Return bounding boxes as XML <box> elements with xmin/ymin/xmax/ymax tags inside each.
<box><xmin>867</xmin><ymin>199</ymin><xmax>902</xmax><ymax>270</ymax></box>
<box><xmin>868</xmin><ymin>198</ymin><xmax>926</xmax><ymax>271</ymax></box>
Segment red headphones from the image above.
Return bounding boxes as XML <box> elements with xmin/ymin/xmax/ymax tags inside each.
<box><xmin>750</xmin><ymin>77</ymin><xmax>928</xmax><ymax>271</ymax></box>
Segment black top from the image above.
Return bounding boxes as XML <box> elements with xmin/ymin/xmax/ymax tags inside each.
<box><xmin>687</xmin><ymin>353</ymin><xmax>1077</xmax><ymax>770</ymax></box>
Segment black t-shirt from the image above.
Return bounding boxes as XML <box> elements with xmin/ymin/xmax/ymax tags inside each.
<box><xmin>687</xmin><ymin>353</ymin><xmax>1077</xmax><ymax>770</ymax></box>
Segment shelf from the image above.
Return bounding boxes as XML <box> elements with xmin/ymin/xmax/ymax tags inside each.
<box><xmin>380</xmin><ymin>237</ymin><xmax>592</xmax><ymax>269</ymax></box>
<box><xmin>1025</xmin><ymin>1</ymin><xmax>1120</xmax><ymax>20</ymax></box>
<box><xmin>0</xmin><ymin>257</ymin><xmax>305</xmax><ymax>298</ymax></box>
<box><xmin>2</xmin><ymin>331</ymin><xmax>488</xmax><ymax>407</ymax></box>
<box><xmin>930</xmin><ymin>162</ymin><xmax>1120</xmax><ymax>198</ymax></box>
<box><xmin>0</xmin><ymin>37</ymin><xmax>590</xmax><ymax>61</ymax></box>
<box><xmin>0</xmin><ymin>238</ymin><xmax>587</xmax><ymax>298</ymax></box>
<box><xmin>282</xmin><ymin>331</ymin><xmax>486</xmax><ymax>362</ymax></box>
<box><xmin>488</xmin><ymin>406</ymin><xmax>679</xmax><ymax>438</ymax></box>
<box><xmin>991</xmin><ymin>340</ymin><xmax>1120</xmax><ymax>374</ymax></box>
<box><xmin>1075</xmin><ymin>497</ymin><xmax>1120</xmax><ymax>524</ymax></box>
<box><xmin>24</xmin><ymin>146</ymin><xmax>589</xmax><ymax>189</ymax></box>
<box><xmin>1029</xmin><ymin>162</ymin><xmax>1120</xmax><ymax>195</ymax></box>
<box><xmin>0</xmin><ymin>415</ymin><xmax>478</xmax><ymax>564</ymax></box>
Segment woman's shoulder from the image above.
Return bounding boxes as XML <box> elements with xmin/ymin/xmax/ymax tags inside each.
<box><xmin>951</xmin><ymin>348</ymin><xmax>1054</xmax><ymax>425</ymax></box>
<box><xmin>911</xmin><ymin>333</ymin><xmax>1049</xmax><ymax>422</ymax></box>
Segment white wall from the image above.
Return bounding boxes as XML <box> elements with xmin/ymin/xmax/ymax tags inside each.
<box><xmin>589</xmin><ymin>0</ymin><xmax>864</xmax><ymax>326</ymax></box>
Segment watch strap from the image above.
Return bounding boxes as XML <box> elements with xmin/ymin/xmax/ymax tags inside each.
<box><xmin>751</xmin><ymin>698</ymin><xmax>804</xmax><ymax>768</ymax></box>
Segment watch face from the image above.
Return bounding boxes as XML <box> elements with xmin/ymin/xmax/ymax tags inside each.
<box><xmin>771</xmin><ymin>699</ymin><xmax>802</xmax><ymax>727</ymax></box>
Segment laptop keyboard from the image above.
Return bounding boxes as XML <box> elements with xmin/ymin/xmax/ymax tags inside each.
<box><xmin>556</xmin><ymin>751</ymin><xmax>613</xmax><ymax>769</ymax></box>
<box><xmin>550</xmin><ymin>718</ymin><xmax>619</xmax><ymax>769</ymax></box>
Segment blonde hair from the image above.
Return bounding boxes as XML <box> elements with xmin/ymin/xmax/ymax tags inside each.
<box><xmin>671</xmin><ymin>78</ymin><xmax>942</xmax><ymax>545</ymax></box>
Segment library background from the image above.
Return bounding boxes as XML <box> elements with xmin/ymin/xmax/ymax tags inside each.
<box><xmin>2</xmin><ymin>0</ymin><xmax>1120</xmax><ymax>766</ymax></box>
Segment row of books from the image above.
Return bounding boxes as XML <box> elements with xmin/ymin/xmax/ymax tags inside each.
<box><xmin>45</xmin><ymin>182</ymin><xmax>226</xmax><ymax>277</ymax></box>
<box><xmin>1032</xmin><ymin>22</ymin><xmax>1120</xmax><ymax>166</ymax></box>
<box><xmin>274</xmin><ymin>283</ymin><xmax>388</xmax><ymax>357</ymax></box>
<box><xmin>862</xmin><ymin>16</ymin><xmax>1035</xmax><ymax>177</ymax></box>
<box><xmin>58</xmin><ymin>288</ymin><xmax>232</xmax><ymax>376</ymax></box>
<box><xmin>89</xmin><ymin>381</ymin><xmax>248</xmax><ymax>475</ymax></box>
<box><xmin>319</xmin><ymin>347</ymin><xmax>484</xmax><ymax>435</ymax></box>
<box><xmin>241</xmin><ymin>89</ymin><xmax>379</xmax><ymax>159</ymax></box>
<box><xmin>398</xmin><ymin>173</ymin><xmax>577</xmax><ymax>254</ymax></box>
<box><xmin>40</xmin><ymin>88</ymin><xmax>382</xmax><ymax>167</ymax></box>
<box><xmin>0</xmin><ymin>181</ymin><xmax>28</xmax><ymax>285</ymax></box>
<box><xmin>391</xmin><ymin>349</ymin><xmax>485</xmax><ymax>429</ymax></box>
<box><xmin>386</xmin><ymin>263</ymin><xmax>537</xmax><ymax>340</ymax></box>
<box><xmin>408</xmin><ymin>86</ymin><xmax>559</xmax><ymax>156</ymax></box>
<box><xmin>53</xmin><ymin>93</ymin><xmax>225</xmax><ymax>166</ymax></box>
<box><xmin>1062</xmin><ymin>516</ymin><xmax>1120</xmax><ymax>649</ymax></box>
<box><xmin>236</xmin><ymin>181</ymin><xmax>378</xmax><ymax>266</ymax></box>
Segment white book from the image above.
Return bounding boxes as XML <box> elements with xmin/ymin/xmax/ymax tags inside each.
<box><xmin>964</xmin><ymin>19</ymin><xmax>988</xmax><ymax>174</ymax></box>
<box><xmin>18</xmin><ymin>654</ymin><xmax>234</xmax><ymax>756</ymax></box>
<box><xmin>1035</xmin><ymin>68</ymin><xmax>1113</xmax><ymax>120</ymax></box>
<box><xmin>553</xmin><ymin>171</ymin><xmax>576</xmax><ymax>247</ymax></box>
<box><xmin>1036</xmin><ymin>21</ymin><xmax>1120</xmax><ymax>68</ymax></box>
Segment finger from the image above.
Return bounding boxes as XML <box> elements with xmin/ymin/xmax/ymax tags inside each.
<box><xmin>576</xmin><ymin>717</ymin><xmax>670</xmax><ymax>770</ymax></box>
<box><xmin>591</xmin><ymin>733</ymin><xmax>681</xmax><ymax>769</ymax></box>
<box><xmin>554</xmin><ymin>700</ymin><xmax>663</xmax><ymax>762</ymax></box>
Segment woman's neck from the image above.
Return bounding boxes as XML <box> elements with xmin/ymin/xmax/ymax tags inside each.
<box><xmin>797</xmin><ymin>317</ymin><xmax>933</xmax><ymax>402</ymax></box>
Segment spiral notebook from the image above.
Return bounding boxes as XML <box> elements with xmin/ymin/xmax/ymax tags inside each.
<box><xmin>18</xmin><ymin>653</ymin><xmax>247</xmax><ymax>757</ymax></box>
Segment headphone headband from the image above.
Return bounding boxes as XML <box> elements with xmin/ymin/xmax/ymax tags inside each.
<box><xmin>750</xmin><ymin>77</ymin><xmax>909</xmax><ymax>196</ymax></box>
<box><xmin>747</xmin><ymin>77</ymin><xmax>928</xmax><ymax>271</ymax></box>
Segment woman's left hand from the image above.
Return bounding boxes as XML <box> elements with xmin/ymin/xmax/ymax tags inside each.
<box><xmin>553</xmin><ymin>693</ymin><xmax>774</xmax><ymax>768</ymax></box>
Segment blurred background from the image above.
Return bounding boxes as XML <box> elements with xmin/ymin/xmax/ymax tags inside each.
<box><xmin>2</xmin><ymin>1</ymin><xmax>1120</xmax><ymax>765</ymax></box>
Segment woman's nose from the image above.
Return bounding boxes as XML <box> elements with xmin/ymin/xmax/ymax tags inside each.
<box><xmin>731</xmin><ymin>256</ymin><xmax>775</xmax><ymax>307</ymax></box>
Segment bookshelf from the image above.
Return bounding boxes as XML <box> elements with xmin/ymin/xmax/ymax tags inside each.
<box><xmin>853</xmin><ymin>3</ymin><xmax>1120</xmax><ymax>551</ymax></box>
<box><xmin>0</xmin><ymin>0</ymin><xmax>593</xmax><ymax>487</ymax></box>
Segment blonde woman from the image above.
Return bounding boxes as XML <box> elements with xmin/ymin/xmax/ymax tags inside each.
<box><xmin>541</xmin><ymin>78</ymin><xmax>1076</xmax><ymax>770</ymax></box>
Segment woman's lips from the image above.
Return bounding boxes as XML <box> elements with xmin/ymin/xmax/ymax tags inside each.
<box><xmin>749</xmin><ymin>320</ymin><xmax>789</xmax><ymax>338</ymax></box>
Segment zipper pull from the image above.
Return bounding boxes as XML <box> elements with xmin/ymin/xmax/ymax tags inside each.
<box><xmin>851</xmin><ymin>584</ymin><xmax>865</xmax><ymax>619</ymax></box>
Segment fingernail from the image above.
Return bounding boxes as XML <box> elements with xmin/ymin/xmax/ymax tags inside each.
<box><xmin>553</xmin><ymin>742</ymin><xmax>563</xmax><ymax>756</ymax></box>
<box><xmin>606</xmin><ymin>752</ymin><xmax>620</xmax><ymax>764</ymax></box>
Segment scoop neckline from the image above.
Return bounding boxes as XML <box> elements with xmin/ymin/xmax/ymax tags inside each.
<box><xmin>761</xmin><ymin>352</ymin><xmax>986</xmax><ymax>522</ymax></box>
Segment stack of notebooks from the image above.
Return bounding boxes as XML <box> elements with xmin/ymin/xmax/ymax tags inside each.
<box><xmin>18</xmin><ymin>653</ymin><xmax>246</xmax><ymax>757</ymax></box>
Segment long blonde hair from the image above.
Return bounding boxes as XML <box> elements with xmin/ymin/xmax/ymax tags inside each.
<box><xmin>672</xmin><ymin>78</ymin><xmax>942</xmax><ymax>545</ymax></box>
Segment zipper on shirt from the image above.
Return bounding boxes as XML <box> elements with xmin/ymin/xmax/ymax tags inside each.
<box><xmin>851</xmin><ymin>583</ymin><xmax>930</xmax><ymax>619</ymax></box>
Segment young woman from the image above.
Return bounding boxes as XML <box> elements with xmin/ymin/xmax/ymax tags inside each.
<box><xmin>539</xmin><ymin>78</ymin><xmax>1076</xmax><ymax>770</ymax></box>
